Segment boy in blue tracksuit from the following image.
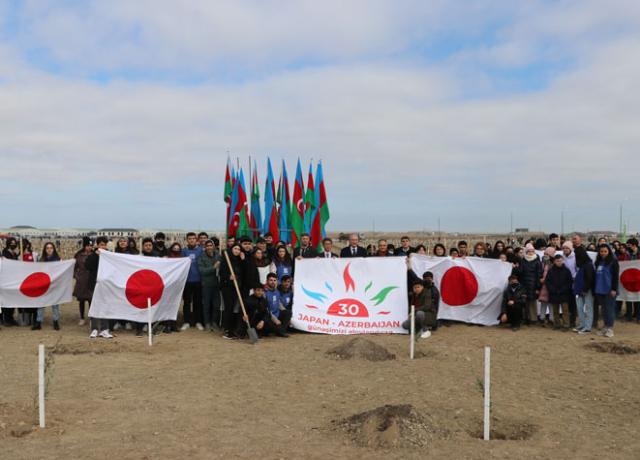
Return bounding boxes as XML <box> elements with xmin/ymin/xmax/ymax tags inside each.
<box><xmin>264</xmin><ymin>273</ymin><xmax>292</xmax><ymax>337</ymax></box>
<box><xmin>181</xmin><ymin>232</ymin><xmax>204</xmax><ymax>330</ymax></box>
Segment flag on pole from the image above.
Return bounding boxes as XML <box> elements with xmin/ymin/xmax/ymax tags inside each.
<box><xmin>229</xmin><ymin>168</ymin><xmax>250</xmax><ymax>238</ymax></box>
<box><xmin>279</xmin><ymin>160</ymin><xmax>291</xmax><ymax>243</ymax></box>
<box><xmin>0</xmin><ymin>258</ymin><xmax>75</xmax><ymax>307</ymax></box>
<box><xmin>263</xmin><ymin>158</ymin><xmax>280</xmax><ymax>240</ymax></box>
<box><xmin>224</xmin><ymin>158</ymin><xmax>233</xmax><ymax>236</ymax></box>
<box><xmin>88</xmin><ymin>251</ymin><xmax>190</xmax><ymax>322</ymax></box>
<box><xmin>249</xmin><ymin>161</ymin><xmax>262</xmax><ymax>239</ymax></box>
<box><xmin>304</xmin><ymin>161</ymin><xmax>315</xmax><ymax>234</ymax></box>
<box><xmin>291</xmin><ymin>158</ymin><xmax>305</xmax><ymax>247</ymax></box>
<box><xmin>315</xmin><ymin>160</ymin><xmax>329</xmax><ymax>243</ymax></box>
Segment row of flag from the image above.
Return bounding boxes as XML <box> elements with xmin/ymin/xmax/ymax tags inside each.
<box><xmin>224</xmin><ymin>158</ymin><xmax>330</xmax><ymax>250</ymax></box>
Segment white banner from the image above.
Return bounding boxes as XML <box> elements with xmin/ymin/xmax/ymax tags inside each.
<box><xmin>535</xmin><ymin>249</ymin><xmax>597</xmax><ymax>263</ymax></box>
<box><xmin>292</xmin><ymin>257</ymin><xmax>408</xmax><ymax>334</ymax></box>
<box><xmin>88</xmin><ymin>250</ymin><xmax>190</xmax><ymax>322</ymax></box>
<box><xmin>410</xmin><ymin>255</ymin><xmax>512</xmax><ymax>326</ymax></box>
<box><xmin>618</xmin><ymin>260</ymin><xmax>640</xmax><ymax>302</ymax></box>
<box><xmin>0</xmin><ymin>258</ymin><xmax>74</xmax><ymax>308</ymax></box>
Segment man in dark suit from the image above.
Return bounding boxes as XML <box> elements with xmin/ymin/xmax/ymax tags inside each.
<box><xmin>395</xmin><ymin>236</ymin><xmax>415</xmax><ymax>257</ymax></box>
<box><xmin>293</xmin><ymin>233</ymin><xmax>319</xmax><ymax>259</ymax></box>
<box><xmin>320</xmin><ymin>238</ymin><xmax>337</xmax><ymax>258</ymax></box>
<box><xmin>340</xmin><ymin>233</ymin><xmax>367</xmax><ymax>258</ymax></box>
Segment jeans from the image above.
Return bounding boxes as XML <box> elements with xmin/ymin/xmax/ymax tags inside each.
<box><xmin>594</xmin><ymin>293</ymin><xmax>616</xmax><ymax>328</ymax></box>
<box><xmin>576</xmin><ymin>292</ymin><xmax>593</xmax><ymax>331</ymax></box>
<box><xmin>90</xmin><ymin>317</ymin><xmax>109</xmax><ymax>331</ymax></box>
<box><xmin>402</xmin><ymin>310</ymin><xmax>426</xmax><ymax>332</ymax></box>
<box><xmin>37</xmin><ymin>305</ymin><xmax>60</xmax><ymax>322</ymax></box>
<box><xmin>625</xmin><ymin>301</ymin><xmax>640</xmax><ymax>321</ymax></box>
<box><xmin>202</xmin><ymin>284</ymin><xmax>222</xmax><ymax>327</ymax></box>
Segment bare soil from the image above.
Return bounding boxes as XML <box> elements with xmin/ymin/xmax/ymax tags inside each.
<box><xmin>2</xmin><ymin>305</ymin><xmax>640</xmax><ymax>459</ymax></box>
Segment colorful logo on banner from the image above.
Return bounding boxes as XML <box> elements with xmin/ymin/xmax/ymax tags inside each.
<box><xmin>300</xmin><ymin>263</ymin><xmax>398</xmax><ymax>319</ymax></box>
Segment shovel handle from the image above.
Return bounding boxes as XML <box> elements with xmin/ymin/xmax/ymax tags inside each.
<box><xmin>223</xmin><ymin>250</ymin><xmax>251</xmax><ymax>324</ymax></box>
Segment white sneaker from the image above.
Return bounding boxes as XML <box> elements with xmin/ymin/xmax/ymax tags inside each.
<box><xmin>78</xmin><ymin>319</ymin><xmax>86</xmax><ymax>326</ymax></box>
<box><xmin>113</xmin><ymin>322</ymin><xmax>122</xmax><ymax>331</ymax></box>
<box><xmin>196</xmin><ymin>323</ymin><xmax>204</xmax><ymax>331</ymax></box>
<box><xmin>99</xmin><ymin>330</ymin><xmax>114</xmax><ymax>339</ymax></box>
<box><xmin>596</xmin><ymin>328</ymin><xmax>606</xmax><ymax>336</ymax></box>
<box><xmin>180</xmin><ymin>323</ymin><xmax>190</xmax><ymax>331</ymax></box>
<box><xmin>420</xmin><ymin>330</ymin><xmax>432</xmax><ymax>339</ymax></box>
<box><xmin>604</xmin><ymin>328</ymin><xmax>614</xmax><ymax>338</ymax></box>
<box><xmin>578</xmin><ymin>329</ymin><xmax>591</xmax><ymax>335</ymax></box>
<box><xmin>89</xmin><ymin>329</ymin><xmax>98</xmax><ymax>339</ymax></box>
<box><xmin>124</xmin><ymin>322</ymin><xmax>133</xmax><ymax>331</ymax></box>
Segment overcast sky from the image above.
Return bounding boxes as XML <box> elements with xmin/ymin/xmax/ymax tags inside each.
<box><xmin>0</xmin><ymin>1</ymin><xmax>638</xmax><ymax>233</ymax></box>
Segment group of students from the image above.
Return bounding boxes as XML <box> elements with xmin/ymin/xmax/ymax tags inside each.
<box><xmin>0</xmin><ymin>231</ymin><xmax>636</xmax><ymax>341</ymax></box>
<box><xmin>497</xmin><ymin>234</ymin><xmax>638</xmax><ymax>338</ymax></box>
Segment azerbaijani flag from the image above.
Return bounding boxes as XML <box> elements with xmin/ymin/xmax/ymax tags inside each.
<box><xmin>228</xmin><ymin>168</ymin><xmax>250</xmax><ymax>238</ymax></box>
<box><xmin>263</xmin><ymin>158</ymin><xmax>279</xmax><ymax>240</ymax></box>
<box><xmin>249</xmin><ymin>160</ymin><xmax>262</xmax><ymax>239</ymax></box>
<box><xmin>224</xmin><ymin>158</ymin><xmax>234</xmax><ymax>236</ymax></box>
<box><xmin>304</xmin><ymin>161</ymin><xmax>315</xmax><ymax>234</ymax></box>
<box><xmin>290</xmin><ymin>158</ymin><xmax>305</xmax><ymax>248</ymax></box>
<box><xmin>311</xmin><ymin>161</ymin><xmax>328</xmax><ymax>250</ymax></box>
<box><xmin>278</xmin><ymin>160</ymin><xmax>291</xmax><ymax>243</ymax></box>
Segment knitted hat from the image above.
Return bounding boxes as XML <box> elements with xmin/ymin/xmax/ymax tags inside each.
<box><xmin>562</xmin><ymin>241</ymin><xmax>573</xmax><ymax>250</ymax></box>
<box><xmin>525</xmin><ymin>243</ymin><xmax>535</xmax><ymax>252</ymax></box>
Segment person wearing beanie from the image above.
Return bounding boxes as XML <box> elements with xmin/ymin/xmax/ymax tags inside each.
<box><xmin>561</xmin><ymin>240</ymin><xmax>578</xmax><ymax>328</ymax></box>
<box><xmin>518</xmin><ymin>244</ymin><xmax>543</xmax><ymax>325</ymax></box>
<box><xmin>501</xmin><ymin>273</ymin><xmax>527</xmax><ymax>331</ymax></box>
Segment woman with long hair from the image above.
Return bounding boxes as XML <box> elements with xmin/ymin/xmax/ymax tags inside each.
<box><xmin>269</xmin><ymin>245</ymin><xmax>293</xmax><ymax>282</ymax></box>
<box><xmin>32</xmin><ymin>242</ymin><xmax>61</xmax><ymax>331</ymax></box>
<box><xmin>73</xmin><ymin>237</ymin><xmax>93</xmax><ymax>326</ymax></box>
<box><xmin>593</xmin><ymin>244</ymin><xmax>619</xmax><ymax>337</ymax></box>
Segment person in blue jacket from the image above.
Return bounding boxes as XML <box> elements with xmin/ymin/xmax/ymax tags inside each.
<box><xmin>181</xmin><ymin>232</ymin><xmax>204</xmax><ymax>331</ymax></box>
<box><xmin>263</xmin><ymin>273</ymin><xmax>291</xmax><ymax>337</ymax></box>
<box><xmin>593</xmin><ymin>244</ymin><xmax>619</xmax><ymax>338</ymax></box>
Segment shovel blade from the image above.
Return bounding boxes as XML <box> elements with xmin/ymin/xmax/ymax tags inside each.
<box><xmin>247</xmin><ymin>327</ymin><xmax>259</xmax><ymax>344</ymax></box>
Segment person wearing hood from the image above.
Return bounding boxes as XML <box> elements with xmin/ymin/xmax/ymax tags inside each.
<box><xmin>537</xmin><ymin>246</ymin><xmax>557</xmax><ymax>326</ymax></box>
<box><xmin>562</xmin><ymin>241</ymin><xmax>578</xmax><ymax>328</ymax></box>
<box><xmin>573</xmin><ymin>246</ymin><xmax>595</xmax><ymax>334</ymax></box>
<box><xmin>220</xmin><ymin>243</ymin><xmax>244</xmax><ymax>339</ymax></box>
<box><xmin>517</xmin><ymin>243</ymin><xmax>543</xmax><ymax>325</ymax></box>
<box><xmin>545</xmin><ymin>255</ymin><xmax>574</xmax><ymax>331</ymax></box>
<box><xmin>501</xmin><ymin>273</ymin><xmax>527</xmax><ymax>331</ymax></box>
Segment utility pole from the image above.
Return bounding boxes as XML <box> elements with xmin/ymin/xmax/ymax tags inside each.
<box><xmin>620</xmin><ymin>203</ymin><xmax>623</xmax><ymax>236</ymax></box>
<box><xmin>561</xmin><ymin>209</ymin><xmax>565</xmax><ymax>236</ymax></box>
<box><xmin>510</xmin><ymin>211</ymin><xmax>513</xmax><ymax>234</ymax></box>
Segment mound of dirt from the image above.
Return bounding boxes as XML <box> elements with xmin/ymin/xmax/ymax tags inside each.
<box><xmin>332</xmin><ymin>404</ymin><xmax>447</xmax><ymax>448</ymax></box>
<box><xmin>326</xmin><ymin>338</ymin><xmax>396</xmax><ymax>361</ymax></box>
<box><xmin>586</xmin><ymin>342</ymin><xmax>640</xmax><ymax>355</ymax></box>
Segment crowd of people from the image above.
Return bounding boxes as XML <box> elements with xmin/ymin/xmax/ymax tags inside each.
<box><xmin>0</xmin><ymin>231</ymin><xmax>637</xmax><ymax>341</ymax></box>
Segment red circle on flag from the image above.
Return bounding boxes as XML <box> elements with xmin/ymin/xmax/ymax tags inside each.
<box><xmin>125</xmin><ymin>270</ymin><xmax>164</xmax><ymax>309</ymax></box>
<box><xmin>621</xmin><ymin>268</ymin><xmax>640</xmax><ymax>293</ymax></box>
<box><xmin>19</xmin><ymin>272</ymin><xmax>51</xmax><ymax>297</ymax></box>
<box><xmin>440</xmin><ymin>266</ymin><xmax>478</xmax><ymax>306</ymax></box>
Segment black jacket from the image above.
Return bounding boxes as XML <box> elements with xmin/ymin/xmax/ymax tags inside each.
<box><xmin>501</xmin><ymin>283</ymin><xmax>527</xmax><ymax>314</ymax></box>
<box><xmin>293</xmin><ymin>246</ymin><xmax>318</xmax><ymax>259</ymax></box>
<box><xmin>545</xmin><ymin>265</ymin><xmax>574</xmax><ymax>304</ymax></box>
<box><xmin>220</xmin><ymin>251</ymin><xmax>244</xmax><ymax>289</ymax></box>
<box><xmin>244</xmin><ymin>295</ymin><xmax>270</xmax><ymax>328</ymax></box>
<box><xmin>518</xmin><ymin>257</ymin><xmax>543</xmax><ymax>300</ymax></box>
<box><xmin>84</xmin><ymin>250</ymin><xmax>100</xmax><ymax>293</ymax></box>
<box><xmin>340</xmin><ymin>246</ymin><xmax>367</xmax><ymax>258</ymax></box>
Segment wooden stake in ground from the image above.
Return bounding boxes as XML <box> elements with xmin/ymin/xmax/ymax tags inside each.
<box><xmin>484</xmin><ymin>346</ymin><xmax>491</xmax><ymax>441</ymax></box>
<box><xmin>409</xmin><ymin>305</ymin><xmax>415</xmax><ymax>359</ymax></box>
<box><xmin>147</xmin><ymin>297</ymin><xmax>153</xmax><ymax>347</ymax></box>
<box><xmin>223</xmin><ymin>250</ymin><xmax>259</xmax><ymax>343</ymax></box>
<box><xmin>38</xmin><ymin>343</ymin><xmax>45</xmax><ymax>428</ymax></box>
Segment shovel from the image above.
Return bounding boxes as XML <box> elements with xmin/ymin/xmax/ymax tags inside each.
<box><xmin>223</xmin><ymin>250</ymin><xmax>259</xmax><ymax>344</ymax></box>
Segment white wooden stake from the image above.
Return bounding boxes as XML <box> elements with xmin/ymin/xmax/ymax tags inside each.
<box><xmin>38</xmin><ymin>344</ymin><xmax>45</xmax><ymax>428</ymax></box>
<box><xmin>410</xmin><ymin>305</ymin><xmax>415</xmax><ymax>360</ymax></box>
<box><xmin>147</xmin><ymin>297</ymin><xmax>153</xmax><ymax>347</ymax></box>
<box><xmin>483</xmin><ymin>346</ymin><xmax>491</xmax><ymax>441</ymax></box>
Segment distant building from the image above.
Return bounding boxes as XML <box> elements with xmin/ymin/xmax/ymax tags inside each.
<box><xmin>97</xmin><ymin>228</ymin><xmax>140</xmax><ymax>238</ymax></box>
<box><xmin>515</xmin><ymin>228</ymin><xmax>529</xmax><ymax>234</ymax></box>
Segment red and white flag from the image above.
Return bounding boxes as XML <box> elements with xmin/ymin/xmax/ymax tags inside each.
<box><xmin>0</xmin><ymin>258</ymin><xmax>74</xmax><ymax>307</ymax></box>
<box><xmin>88</xmin><ymin>251</ymin><xmax>190</xmax><ymax>322</ymax></box>
<box><xmin>618</xmin><ymin>260</ymin><xmax>640</xmax><ymax>302</ymax></box>
<box><xmin>410</xmin><ymin>254</ymin><xmax>512</xmax><ymax>326</ymax></box>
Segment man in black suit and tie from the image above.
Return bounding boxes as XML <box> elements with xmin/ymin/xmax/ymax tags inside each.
<box><xmin>293</xmin><ymin>233</ymin><xmax>319</xmax><ymax>259</ymax></box>
<box><xmin>340</xmin><ymin>233</ymin><xmax>367</xmax><ymax>258</ymax></box>
<box><xmin>321</xmin><ymin>238</ymin><xmax>337</xmax><ymax>258</ymax></box>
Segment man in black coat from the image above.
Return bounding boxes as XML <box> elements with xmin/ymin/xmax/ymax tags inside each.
<box><xmin>293</xmin><ymin>233</ymin><xmax>318</xmax><ymax>259</ymax></box>
<box><xmin>545</xmin><ymin>255</ymin><xmax>574</xmax><ymax>331</ymax></box>
<box><xmin>501</xmin><ymin>273</ymin><xmax>527</xmax><ymax>331</ymax></box>
<box><xmin>340</xmin><ymin>233</ymin><xmax>367</xmax><ymax>258</ymax></box>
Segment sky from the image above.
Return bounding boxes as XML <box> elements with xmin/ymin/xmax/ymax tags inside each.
<box><xmin>0</xmin><ymin>0</ymin><xmax>639</xmax><ymax>233</ymax></box>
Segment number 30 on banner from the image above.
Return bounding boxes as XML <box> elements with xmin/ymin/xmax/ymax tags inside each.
<box><xmin>326</xmin><ymin>298</ymin><xmax>369</xmax><ymax>318</ymax></box>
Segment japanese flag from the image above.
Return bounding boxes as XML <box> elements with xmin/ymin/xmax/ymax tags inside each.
<box><xmin>0</xmin><ymin>258</ymin><xmax>75</xmax><ymax>307</ymax></box>
<box><xmin>410</xmin><ymin>254</ymin><xmax>512</xmax><ymax>326</ymax></box>
<box><xmin>618</xmin><ymin>260</ymin><xmax>640</xmax><ymax>302</ymax></box>
<box><xmin>88</xmin><ymin>250</ymin><xmax>190</xmax><ymax>322</ymax></box>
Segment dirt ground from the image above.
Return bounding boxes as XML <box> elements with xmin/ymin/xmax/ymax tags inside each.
<box><xmin>2</xmin><ymin>304</ymin><xmax>640</xmax><ymax>460</ymax></box>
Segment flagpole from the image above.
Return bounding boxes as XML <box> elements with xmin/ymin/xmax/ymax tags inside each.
<box><xmin>147</xmin><ymin>297</ymin><xmax>153</xmax><ymax>346</ymax></box>
<box><xmin>38</xmin><ymin>343</ymin><xmax>46</xmax><ymax>428</ymax></box>
<box><xmin>410</xmin><ymin>305</ymin><xmax>415</xmax><ymax>359</ymax></box>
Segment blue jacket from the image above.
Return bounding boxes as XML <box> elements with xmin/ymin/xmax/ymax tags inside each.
<box><xmin>573</xmin><ymin>262</ymin><xmax>594</xmax><ymax>296</ymax></box>
<box><xmin>182</xmin><ymin>246</ymin><xmax>204</xmax><ymax>283</ymax></box>
<box><xmin>594</xmin><ymin>259</ymin><xmax>620</xmax><ymax>295</ymax></box>
<box><xmin>278</xmin><ymin>287</ymin><xmax>293</xmax><ymax>311</ymax></box>
<box><xmin>265</xmin><ymin>287</ymin><xmax>283</xmax><ymax>318</ymax></box>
